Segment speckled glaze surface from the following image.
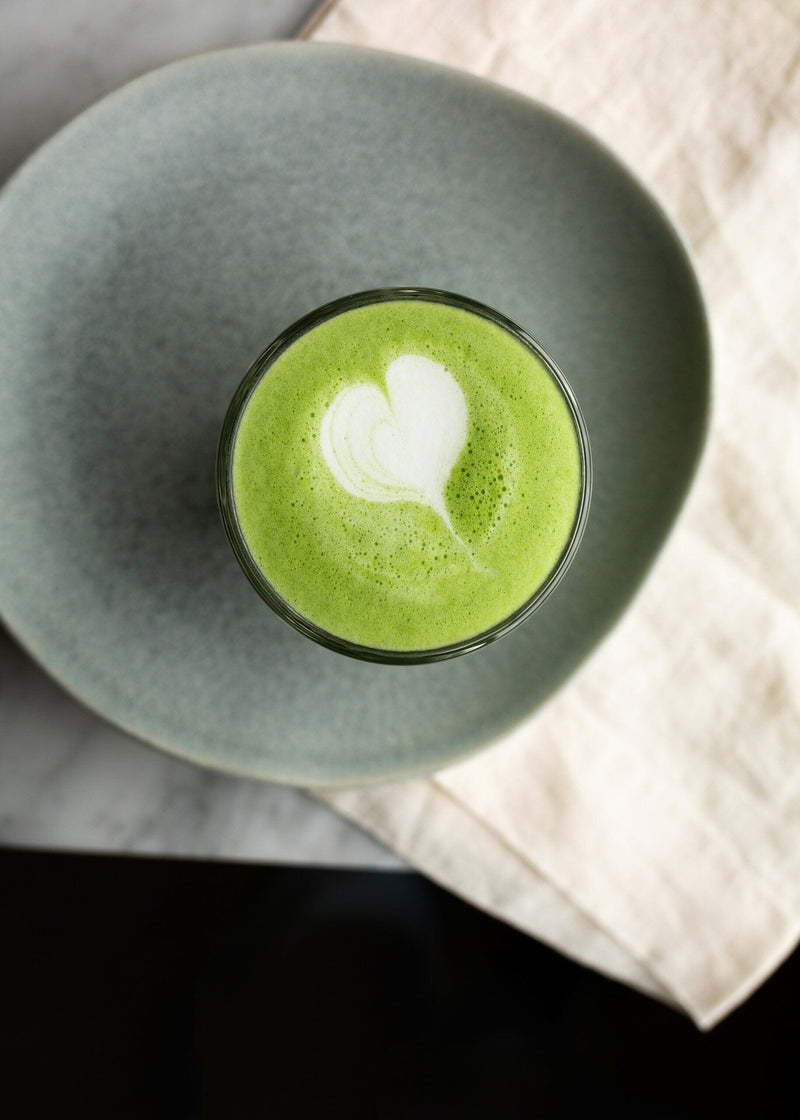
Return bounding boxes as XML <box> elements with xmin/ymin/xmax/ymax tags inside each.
<box><xmin>0</xmin><ymin>43</ymin><xmax>709</xmax><ymax>786</ymax></box>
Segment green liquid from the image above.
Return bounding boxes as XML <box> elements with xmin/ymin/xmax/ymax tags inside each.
<box><xmin>232</xmin><ymin>299</ymin><xmax>582</xmax><ymax>651</ymax></box>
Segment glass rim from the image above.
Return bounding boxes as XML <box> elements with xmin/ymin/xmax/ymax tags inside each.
<box><xmin>217</xmin><ymin>286</ymin><xmax>592</xmax><ymax>665</ymax></box>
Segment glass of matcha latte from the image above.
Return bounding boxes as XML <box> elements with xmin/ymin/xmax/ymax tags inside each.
<box><xmin>217</xmin><ymin>289</ymin><xmax>591</xmax><ymax>663</ymax></box>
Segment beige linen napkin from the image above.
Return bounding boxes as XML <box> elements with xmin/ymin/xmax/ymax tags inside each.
<box><xmin>302</xmin><ymin>0</ymin><xmax>800</xmax><ymax>1028</ymax></box>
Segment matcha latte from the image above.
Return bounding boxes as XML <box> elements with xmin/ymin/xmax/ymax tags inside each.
<box><xmin>218</xmin><ymin>289</ymin><xmax>591</xmax><ymax>662</ymax></box>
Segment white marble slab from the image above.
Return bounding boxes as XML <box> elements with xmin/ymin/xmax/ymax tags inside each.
<box><xmin>0</xmin><ymin>0</ymin><xmax>402</xmax><ymax>868</ymax></box>
<box><xmin>1</xmin><ymin>0</ymin><xmax>321</xmax><ymax>185</ymax></box>
<box><xmin>0</xmin><ymin>628</ymin><xmax>402</xmax><ymax>867</ymax></box>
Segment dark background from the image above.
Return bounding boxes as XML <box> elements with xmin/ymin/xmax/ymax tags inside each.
<box><xmin>1</xmin><ymin>848</ymin><xmax>796</xmax><ymax>1119</ymax></box>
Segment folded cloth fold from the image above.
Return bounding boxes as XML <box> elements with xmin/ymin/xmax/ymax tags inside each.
<box><xmin>302</xmin><ymin>0</ymin><xmax>800</xmax><ymax>1028</ymax></box>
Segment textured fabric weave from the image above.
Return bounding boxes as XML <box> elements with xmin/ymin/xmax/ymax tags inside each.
<box><xmin>302</xmin><ymin>0</ymin><xmax>800</xmax><ymax>1028</ymax></box>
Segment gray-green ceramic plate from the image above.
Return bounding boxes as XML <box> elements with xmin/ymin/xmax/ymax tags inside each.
<box><xmin>0</xmin><ymin>43</ymin><xmax>709</xmax><ymax>786</ymax></box>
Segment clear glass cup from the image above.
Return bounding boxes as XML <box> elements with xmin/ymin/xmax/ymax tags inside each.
<box><xmin>217</xmin><ymin>288</ymin><xmax>592</xmax><ymax>664</ymax></box>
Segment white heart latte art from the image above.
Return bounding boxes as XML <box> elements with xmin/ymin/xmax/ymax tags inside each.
<box><xmin>320</xmin><ymin>354</ymin><xmax>468</xmax><ymax>541</ymax></box>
